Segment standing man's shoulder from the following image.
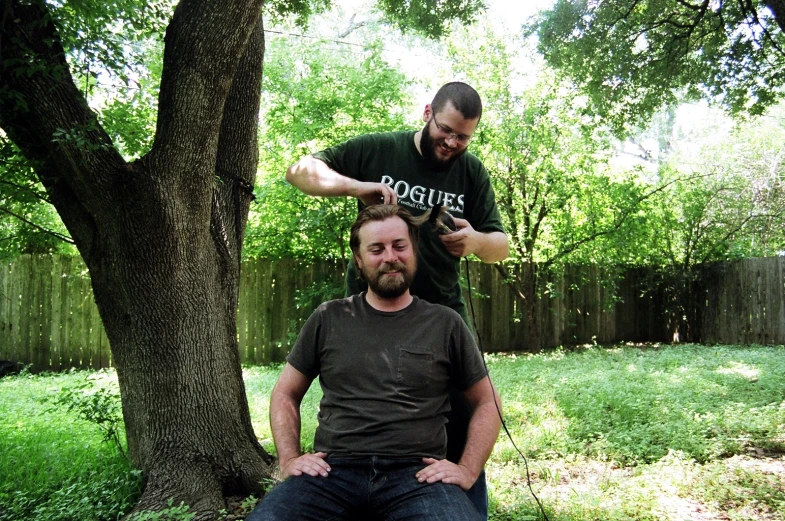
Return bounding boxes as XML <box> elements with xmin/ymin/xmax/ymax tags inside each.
<box><xmin>414</xmin><ymin>298</ymin><xmax>468</xmax><ymax>328</ymax></box>
<box><xmin>313</xmin><ymin>131</ymin><xmax>418</xmax><ymax>182</ymax></box>
<box><xmin>455</xmin><ymin>150</ymin><xmax>490</xmax><ymax>178</ymax></box>
<box><xmin>318</xmin><ymin>131</ymin><xmax>413</xmax><ymax>155</ymax></box>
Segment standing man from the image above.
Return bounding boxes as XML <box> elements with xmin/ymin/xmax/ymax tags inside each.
<box><xmin>285</xmin><ymin>81</ymin><xmax>508</xmax><ymax>517</ymax></box>
<box><xmin>246</xmin><ymin>205</ymin><xmax>501</xmax><ymax>521</ymax></box>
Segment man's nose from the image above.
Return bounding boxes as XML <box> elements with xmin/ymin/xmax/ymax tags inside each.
<box><xmin>382</xmin><ymin>247</ymin><xmax>398</xmax><ymax>262</ymax></box>
<box><xmin>443</xmin><ymin>134</ymin><xmax>459</xmax><ymax>147</ymax></box>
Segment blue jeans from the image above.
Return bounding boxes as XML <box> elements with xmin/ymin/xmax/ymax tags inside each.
<box><xmin>246</xmin><ymin>456</ymin><xmax>482</xmax><ymax>521</ymax></box>
<box><xmin>464</xmin><ymin>469</ymin><xmax>487</xmax><ymax>519</ymax></box>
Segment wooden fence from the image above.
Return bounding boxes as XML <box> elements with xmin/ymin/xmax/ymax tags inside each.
<box><xmin>1</xmin><ymin>255</ymin><xmax>783</xmax><ymax>372</ymax></box>
<box><xmin>698</xmin><ymin>258</ymin><xmax>785</xmax><ymax>345</ymax></box>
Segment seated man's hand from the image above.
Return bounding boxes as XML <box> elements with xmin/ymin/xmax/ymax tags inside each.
<box><xmin>416</xmin><ymin>457</ymin><xmax>477</xmax><ymax>491</ymax></box>
<box><xmin>280</xmin><ymin>452</ymin><xmax>331</xmax><ymax>479</ymax></box>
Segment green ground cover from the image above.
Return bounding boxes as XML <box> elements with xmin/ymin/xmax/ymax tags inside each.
<box><xmin>1</xmin><ymin>344</ymin><xmax>783</xmax><ymax>520</ymax></box>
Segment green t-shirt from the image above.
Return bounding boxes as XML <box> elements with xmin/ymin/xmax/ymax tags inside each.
<box><xmin>286</xmin><ymin>294</ymin><xmax>488</xmax><ymax>458</ymax></box>
<box><xmin>313</xmin><ymin>131</ymin><xmax>505</xmax><ymax>314</ymax></box>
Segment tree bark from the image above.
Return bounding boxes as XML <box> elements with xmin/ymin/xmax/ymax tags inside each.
<box><xmin>0</xmin><ymin>0</ymin><xmax>274</xmax><ymax>518</ymax></box>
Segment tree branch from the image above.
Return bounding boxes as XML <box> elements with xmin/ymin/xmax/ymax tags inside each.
<box><xmin>764</xmin><ymin>0</ymin><xmax>785</xmax><ymax>32</ymax></box>
<box><xmin>0</xmin><ymin>0</ymin><xmax>124</xmax><ymax>232</ymax></box>
<box><xmin>0</xmin><ymin>207</ymin><xmax>74</xmax><ymax>244</ymax></box>
<box><xmin>148</xmin><ymin>0</ymin><xmax>266</xmax><ymax>191</ymax></box>
<box><xmin>542</xmin><ymin>172</ymin><xmax>717</xmax><ymax>270</ymax></box>
<box><xmin>494</xmin><ymin>263</ymin><xmax>528</xmax><ymax>301</ymax></box>
<box><xmin>212</xmin><ymin>13</ymin><xmax>265</xmax><ymax>272</ymax></box>
<box><xmin>0</xmin><ymin>178</ymin><xmax>51</xmax><ymax>204</ymax></box>
<box><xmin>338</xmin><ymin>14</ymin><xmax>369</xmax><ymax>38</ymax></box>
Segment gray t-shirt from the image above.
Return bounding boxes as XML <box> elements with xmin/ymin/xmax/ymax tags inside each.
<box><xmin>286</xmin><ymin>294</ymin><xmax>488</xmax><ymax>459</ymax></box>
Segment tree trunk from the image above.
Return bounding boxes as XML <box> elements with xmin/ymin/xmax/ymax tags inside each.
<box><xmin>520</xmin><ymin>262</ymin><xmax>541</xmax><ymax>351</ymax></box>
<box><xmin>90</xmin><ymin>196</ymin><xmax>275</xmax><ymax>515</ymax></box>
<box><xmin>0</xmin><ymin>0</ymin><xmax>274</xmax><ymax>518</ymax></box>
<box><xmin>496</xmin><ymin>263</ymin><xmax>540</xmax><ymax>352</ymax></box>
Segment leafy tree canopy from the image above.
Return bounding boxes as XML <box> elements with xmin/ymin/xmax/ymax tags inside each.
<box><xmin>648</xmin><ymin>102</ymin><xmax>785</xmax><ymax>266</ymax></box>
<box><xmin>0</xmin><ymin>138</ymin><xmax>75</xmax><ymax>258</ymax></box>
<box><xmin>376</xmin><ymin>0</ymin><xmax>486</xmax><ymax>37</ymax></box>
<box><xmin>442</xmin><ymin>21</ymin><xmax>652</xmax><ymax>271</ymax></box>
<box><xmin>247</xmin><ymin>36</ymin><xmax>413</xmax><ymax>261</ymax></box>
<box><xmin>532</xmin><ymin>0</ymin><xmax>785</xmax><ymax>134</ymax></box>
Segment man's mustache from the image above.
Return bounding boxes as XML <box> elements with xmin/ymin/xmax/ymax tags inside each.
<box><xmin>379</xmin><ymin>262</ymin><xmax>406</xmax><ymax>273</ymax></box>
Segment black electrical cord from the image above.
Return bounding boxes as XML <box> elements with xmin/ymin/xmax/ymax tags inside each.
<box><xmin>463</xmin><ymin>257</ymin><xmax>551</xmax><ymax>521</ymax></box>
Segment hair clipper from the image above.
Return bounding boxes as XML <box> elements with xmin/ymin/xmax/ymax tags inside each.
<box><xmin>428</xmin><ymin>204</ymin><xmax>457</xmax><ymax>235</ymax></box>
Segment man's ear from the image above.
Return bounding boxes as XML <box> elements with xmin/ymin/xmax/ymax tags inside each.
<box><xmin>354</xmin><ymin>252</ymin><xmax>363</xmax><ymax>270</ymax></box>
<box><xmin>422</xmin><ymin>104</ymin><xmax>432</xmax><ymax>123</ymax></box>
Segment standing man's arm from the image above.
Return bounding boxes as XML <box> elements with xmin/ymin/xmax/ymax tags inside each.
<box><xmin>440</xmin><ymin>217</ymin><xmax>509</xmax><ymax>263</ymax></box>
<box><xmin>416</xmin><ymin>376</ymin><xmax>502</xmax><ymax>490</ymax></box>
<box><xmin>286</xmin><ymin>155</ymin><xmax>398</xmax><ymax>206</ymax></box>
<box><xmin>270</xmin><ymin>363</ymin><xmax>331</xmax><ymax>479</ymax></box>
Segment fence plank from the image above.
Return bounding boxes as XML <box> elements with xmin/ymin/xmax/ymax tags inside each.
<box><xmin>18</xmin><ymin>256</ymin><xmax>33</xmax><ymax>369</ymax></box>
<box><xmin>237</xmin><ymin>262</ymin><xmax>251</xmax><ymax>364</ymax></box>
<box><xmin>772</xmin><ymin>258</ymin><xmax>785</xmax><ymax>342</ymax></box>
<box><xmin>60</xmin><ymin>257</ymin><xmax>74</xmax><ymax>367</ymax></box>
<box><xmin>247</xmin><ymin>260</ymin><xmax>260</xmax><ymax>365</ymax></box>
<box><xmin>257</xmin><ymin>259</ymin><xmax>273</xmax><ymax>365</ymax></box>
<box><xmin>250</xmin><ymin>260</ymin><xmax>264</xmax><ymax>364</ymax></box>
<box><xmin>49</xmin><ymin>256</ymin><xmax>63</xmax><ymax>371</ymax></box>
<box><xmin>35</xmin><ymin>255</ymin><xmax>53</xmax><ymax>372</ymax></box>
<box><xmin>69</xmin><ymin>264</ymin><xmax>87</xmax><ymax>369</ymax></box>
<box><xmin>8</xmin><ymin>258</ymin><xmax>22</xmax><ymax>363</ymax></box>
<box><xmin>246</xmin><ymin>259</ymin><xmax>260</xmax><ymax>365</ymax></box>
<box><xmin>0</xmin><ymin>261</ymin><xmax>10</xmax><ymax>360</ymax></box>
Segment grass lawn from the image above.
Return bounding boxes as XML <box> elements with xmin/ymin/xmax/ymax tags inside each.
<box><xmin>1</xmin><ymin>343</ymin><xmax>784</xmax><ymax>520</ymax></box>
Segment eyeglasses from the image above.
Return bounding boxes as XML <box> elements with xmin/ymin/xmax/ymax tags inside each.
<box><xmin>431</xmin><ymin>113</ymin><xmax>472</xmax><ymax>146</ymax></box>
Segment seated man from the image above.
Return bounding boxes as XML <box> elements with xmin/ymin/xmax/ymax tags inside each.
<box><xmin>246</xmin><ymin>204</ymin><xmax>502</xmax><ymax>521</ymax></box>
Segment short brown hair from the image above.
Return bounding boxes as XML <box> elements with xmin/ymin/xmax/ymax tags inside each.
<box><xmin>350</xmin><ymin>204</ymin><xmax>420</xmax><ymax>255</ymax></box>
<box><xmin>432</xmin><ymin>82</ymin><xmax>482</xmax><ymax>121</ymax></box>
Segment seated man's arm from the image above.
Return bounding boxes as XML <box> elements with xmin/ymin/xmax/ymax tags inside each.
<box><xmin>417</xmin><ymin>376</ymin><xmax>502</xmax><ymax>490</ymax></box>
<box><xmin>270</xmin><ymin>363</ymin><xmax>330</xmax><ymax>479</ymax></box>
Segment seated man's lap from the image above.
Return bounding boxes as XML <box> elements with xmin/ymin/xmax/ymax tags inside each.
<box><xmin>245</xmin><ymin>475</ymin><xmax>348</xmax><ymax>521</ymax></box>
<box><xmin>370</xmin><ymin>460</ymin><xmax>480</xmax><ymax>521</ymax></box>
<box><xmin>246</xmin><ymin>459</ymin><xmax>482</xmax><ymax>521</ymax></box>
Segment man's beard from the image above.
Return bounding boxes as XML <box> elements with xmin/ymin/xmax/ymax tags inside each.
<box><xmin>362</xmin><ymin>260</ymin><xmax>416</xmax><ymax>299</ymax></box>
<box><xmin>420</xmin><ymin>122</ymin><xmax>467</xmax><ymax>172</ymax></box>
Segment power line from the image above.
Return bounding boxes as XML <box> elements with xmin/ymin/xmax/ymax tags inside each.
<box><xmin>264</xmin><ymin>29</ymin><xmax>368</xmax><ymax>48</ymax></box>
<box><xmin>262</xmin><ymin>28</ymin><xmax>443</xmax><ymax>65</ymax></box>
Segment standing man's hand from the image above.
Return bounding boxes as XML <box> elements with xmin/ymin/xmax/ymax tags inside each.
<box><xmin>416</xmin><ymin>457</ymin><xmax>477</xmax><ymax>491</ymax></box>
<box><xmin>285</xmin><ymin>156</ymin><xmax>396</xmax><ymax>206</ymax></box>
<box><xmin>280</xmin><ymin>452</ymin><xmax>331</xmax><ymax>479</ymax></box>
<box><xmin>440</xmin><ymin>217</ymin><xmax>510</xmax><ymax>263</ymax></box>
<box><xmin>439</xmin><ymin>217</ymin><xmax>479</xmax><ymax>258</ymax></box>
<box><xmin>349</xmin><ymin>181</ymin><xmax>398</xmax><ymax>206</ymax></box>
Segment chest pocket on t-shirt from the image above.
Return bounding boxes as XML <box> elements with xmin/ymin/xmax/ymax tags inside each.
<box><xmin>396</xmin><ymin>347</ymin><xmax>433</xmax><ymax>397</ymax></box>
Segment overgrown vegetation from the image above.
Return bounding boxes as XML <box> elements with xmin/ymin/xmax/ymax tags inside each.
<box><xmin>0</xmin><ymin>371</ymin><xmax>140</xmax><ymax>521</ymax></box>
<box><xmin>3</xmin><ymin>344</ymin><xmax>783</xmax><ymax>520</ymax></box>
